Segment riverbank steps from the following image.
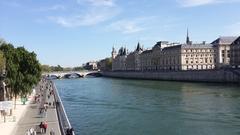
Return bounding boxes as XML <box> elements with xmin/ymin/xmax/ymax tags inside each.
<box><xmin>13</xmin><ymin>78</ymin><xmax>61</xmax><ymax>135</ymax></box>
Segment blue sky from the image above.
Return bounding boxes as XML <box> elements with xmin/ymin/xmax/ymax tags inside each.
<box><xmin>0</xmin><ymin>0</ymin><xmax>240</xmax><ymax>67</ymax></box>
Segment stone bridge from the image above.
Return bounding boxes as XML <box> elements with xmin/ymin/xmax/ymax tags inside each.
<box><xmin>43</xmin><ymin>71</ymin><xmax>100</xmax><ymax>79</ymax></box>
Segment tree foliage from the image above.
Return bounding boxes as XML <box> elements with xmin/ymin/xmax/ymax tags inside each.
<box><xmin>0</xmin><ymin>43</ymin><xmax>42</xmax><ymax>108</ymax></box>
<box><xmin>0</xmin><ymin>51</ymin><xmax>5</xmax><ymax>75</ymax></box>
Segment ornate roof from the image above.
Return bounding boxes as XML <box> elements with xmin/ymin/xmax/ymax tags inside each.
<box><xmin>136</xmin><ymin>42</ymin><xmax>143</xmax><ymax>52</ymax></box>
<box><xmin>231</xmin><ymin>36</ymin><xmax>240</xmax><ymax>45</ymax></box>
<box><xmin>181</xmin><ymin>44</ymin><xmax>213</xmax><ymax>48</ymax></box>
<box><xmin>141</xmin><ymin>49</ymin><xmax>152</xmax><ymax>54</ymax></box>
<box><xmin>211</xmin><ymin>36</ymin><xmax>238</xmax><ymax>45</ymax></box>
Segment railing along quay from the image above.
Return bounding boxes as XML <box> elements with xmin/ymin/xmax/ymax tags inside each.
<box><xmin>51</xmin><ymin>80</ymin><xmax>75</xmax><ymax>135</ymax></box>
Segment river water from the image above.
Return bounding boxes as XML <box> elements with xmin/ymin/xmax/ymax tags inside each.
<box><xmin>54</xmin><ymin>77</ymin><xmax>240</xmax><ymax>135</ymax></box>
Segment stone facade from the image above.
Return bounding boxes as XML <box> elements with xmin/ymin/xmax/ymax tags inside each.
<box><xmin>211</xmin><ymin>36</ymin><xmax>238</xmax><ymax>68</ymax></box>
<box><xmin>139</xmin><ymin>43</ymin><xmax>215</xmax><ymax>71</ymax></box>
<box><xmin>112</xmin><ymin>47</ymin><xmax>127</xmax><ymax>71</ymax></box>
<box><xmin>230</xmin><ymin>37</ymin><xmax>240</xmax><ymax>68</ymax></box>
<box><xmin>126</xmin><ymin>43</ymin><xmax>143</xmax><ymax>71</ymax></box>
<box><xmin>111</xmin><ymin>35</ymin><xmax>240</xmax><ymax>72</ymax></box>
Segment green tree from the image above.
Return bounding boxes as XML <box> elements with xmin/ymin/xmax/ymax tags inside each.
<box><xmin>51</xmin><ymin>65</ymin><xmax>64</xmax><ymax>71</ymax></box>
<box><xmin>0</xmin><ymin>44</ymin><xmax>19</xmax><ymax>107</ymax></box>
<box><xmin>0</xmin><ymin>43</ymin><xmax>42</xmax><ymax>108</ymax></box>
<box><xmin>0</xmin><ymin>51</ymin><xmax>6</xmax><ymax>74</ymax></box>
<box><xmin>16</xmin><ymin>47</ymin><xmax>41</xmax><ymax>98</ymax></box>
<box><xmin>73</xmin><ymin>66</ymin><xmax>84</xmax><ymax>71</ymax></box>
<box><xmin>41</xmin><ymin>65</ymin><xmax>52</xmax><ymax>72</ymax></box>
<box><xmin>106</xmin><ymin>58</ymin><xmax>112</xmax><ymax>71</ymax></box>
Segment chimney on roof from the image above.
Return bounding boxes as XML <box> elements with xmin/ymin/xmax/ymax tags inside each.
<box><xmin>202</xmin><ymin>41</ymin><xmax>206</xmax><ymax>45</ymax></box>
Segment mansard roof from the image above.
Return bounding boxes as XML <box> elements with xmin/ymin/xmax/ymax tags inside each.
<box><xmin>142</xmin><ymin>49</ymin><xmax>152</xmax><ymax>54</ymax></box>
<box><xmin>162</xmin><ymin>45</ymin><xmax>181</xmax><ymax>51</ymax></box>
<box><xmin>162</xmin><ymin>43</ymin><xmax>213</xmax><ymax>51</ymax></box>
<box><xmin>231</xmin><ymin>36</ymin><xmax>240</xmax><ymax>45</ymax></box>
<box><xmin>181</xmin><ymin>43</ymin><xmax>213</xmax><ymax>49</ymax></box>
<box><xmin>211</xmin><ymin>36</ymin><xmax>238</xmax><ymax>45</ymax></box>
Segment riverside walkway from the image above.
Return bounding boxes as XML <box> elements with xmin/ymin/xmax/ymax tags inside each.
<box><xmin>13</xmin><ymin>79</ymin><xmax>61</xmax><ymax>135</ymax></box>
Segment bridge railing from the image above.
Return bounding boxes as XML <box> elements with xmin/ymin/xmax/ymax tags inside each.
<box><xmin>51</xmin><ymin>81</ymin><xmax>75</xmax><ymax>135</ymax></box>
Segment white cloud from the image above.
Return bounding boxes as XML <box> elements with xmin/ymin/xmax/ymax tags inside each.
<box><xmin>77</xmin><ymin>0</ymin><xmax>115</xmax><ymax>7</ymax></box>
<box><xmin>177</xmin><ymin>0</ymin><xmax>240</xmax><ymax>7</ymax></box>
<box><xmin>107</xmin><ymin>17</ymin><xmax>156</xmax><ymax>34</ymax></box>
<box><xmin>48</xmin><ymin>0</ymin><xmax>120</xmax><ymax>27</ymax></box>
<box><xmin>49</xmin><ymin>9</ymin><xmax>118</xmax><ymax>27</ymax></box>
<box><xmin>108</xmin><ymin>20</ymin><xmax>144</xmax><ymax>34</ymax></box>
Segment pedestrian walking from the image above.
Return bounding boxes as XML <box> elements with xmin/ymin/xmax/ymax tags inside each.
<box><xmin>39</xmin><ymin>122</ymin><xmax>44</xmax><ymax>134</ymax></box>
<box><xmin>66</xmin><ymin>128</ymin><xmax>74</xmax><ymax>135</ymax></box>
<box><xmin>43</xmin><ymin>121</ymin><xmax>48</xmax><ymax>133</ymax></box>
<box><xmin>25</xmin><ymin>129</ymin><xmax>31</xmax><ymax>135</ymax></box>
<box><xmin>30</xmin><ymin>127</ymin><xmax>34</xmax><ymax>135</ymax></box>
<box><xmin>50</xmin><ymin>128</ymin><xmax>55</xmax><ymax>135</ymax></box>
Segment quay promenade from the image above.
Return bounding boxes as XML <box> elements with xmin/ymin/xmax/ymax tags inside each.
<box><xmin>13</xmin><ymin>79</ymin><xmax>61</xmax><ymax>135</ymax></box>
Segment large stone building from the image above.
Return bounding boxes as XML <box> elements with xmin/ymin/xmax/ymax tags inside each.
<box><xmin>139</xmin><ymin>42</ymin><xmax>215</xmax><ymax>71</ymax></box>
<box><xmin>111</xmin><ymin>33</ymin><xmax>240</xmax><ymax>72</ymax></box>
<box><xmin>112</xmin><ymin>47</ymin><xmax>127</xmax><ymax>71</ymax></box>
<box><xmin>230</xmin><ymin>36</ymin><xmax>240</xmax><ymax>68</ymax></box>
<box><xmin>211</xmin><ymin>36</ymin><xmax>238</xmax><ymax>68</ymax></box>
<box><xmin>126</xmin><ymin>43</ymin><xmax>143</xmax><ymax>71</ymax></box>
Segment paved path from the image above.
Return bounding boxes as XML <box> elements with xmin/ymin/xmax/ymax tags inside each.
<box><xmin>13</xmin><ymin>79</ymin><xmax>61</xmax><ymax>135</ymax></box>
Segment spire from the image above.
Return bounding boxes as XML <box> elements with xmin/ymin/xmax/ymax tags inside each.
<box><xmin>111</xmin><ymin>46</ymin><xmax>117</xmax><ymax>59</ymax></box>
<box><xmin>112</xmin><ymin>46</ymin><xmax>116</xmax><ymax>53</ymax></box>
<box><xmin>136</xmin><ymin>42</ymin><xmax>140</xmax><ymax>51</ymax></box>
<box><xmin>186</xmin><ymin>28</ymin><xmax>190</xmax><ymax>45</ymax></box>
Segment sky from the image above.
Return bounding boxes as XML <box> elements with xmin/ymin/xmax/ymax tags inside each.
<box><xmin>0</xmin><ymin>0</ymin><xmax>240</xmax><ymax>67</ymax></box>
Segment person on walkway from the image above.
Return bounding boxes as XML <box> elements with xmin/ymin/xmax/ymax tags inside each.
<box><xmin>39</xmin><ymin>122</ymin><xmax>44</xmax><ymax>134</ymax></box>
<box><xmin>25</xmin><ymin>129</ymin><xmax>31</xmax><ymax>135</ymax></box>
<box><xmin>50</xmin><ymin>128</ymin><xmax>55</xmax><ymax>135</ymax></box>
<box><xmin>66</xmin><ymin>128</ymin><xmax>74</xmax><ymax>135</ymax></box>
<box><xmin>30</xmin><ymin>127</ymin><xmax>34</xmax><ymax>135</ymax></box>
<box><xmin>43</xmin><ymin>121</ymin><xmax>48</xmax><ymax>133</ymax></box>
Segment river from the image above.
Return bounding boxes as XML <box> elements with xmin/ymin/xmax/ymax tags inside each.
<box><xmin>54</xmin><ymin>77</ymin><xmax>240</xmax><ymax>135</ymax></box>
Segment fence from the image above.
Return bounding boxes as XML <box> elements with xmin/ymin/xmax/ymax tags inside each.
<box><xmin>51</xmin><ymin>81</ymin><xmax>75</xmax><ymax>135</ymax></box>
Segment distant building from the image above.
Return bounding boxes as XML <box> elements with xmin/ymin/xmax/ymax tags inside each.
<box><xmin>126</xmin><ymin>42</ymin><xmax>143</xmax><ymax>71</ymax></box>
<box><xmin>140</xmin><ymin>43</ymin><xmax>215</xmax><ymax>71</ymax></box>
<box><xmin>179</xmin><ymin>43</ymin><xmax>215</xmax><ymax>70</ymax></box>
<box><xmin>84</xmin><ymin>61</ymin><xmax>98</xmax><ymax>70</ymax></box>
<box><xmin>230</xmin><ymin>36</ymin><xmax>240</xmax><ymax>68</ymax></box>
<box><xmin>139</xmin><ymin>31</ymin><xmax>215</xmax><ymax>71</ymax></box>
<box><xmin>112</xmin><ymin>47</ymin><xmax>127</xmax><ymax>71</ymax></box>
<box><xmin>140</xmin><ymin>49</ymin><xmax>153</xmax><ymax>71</ymax></box>
<box><xmin>110</xmin><ymin>31</ymin><xmax>240</xmax><ymax>72</ymax></box>
<box><xmin>211</xmin><ymin>36</ymin><xmax>238</xmax><ymax>68</ymax></box>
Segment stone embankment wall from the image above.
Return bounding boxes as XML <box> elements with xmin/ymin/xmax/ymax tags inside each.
<box><xmin>102</xmin><ymin>69</ymin><xmax>240</xmax><ymax>83</ymax></box>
